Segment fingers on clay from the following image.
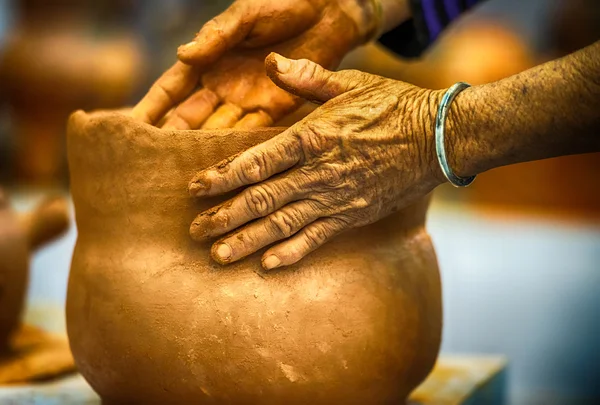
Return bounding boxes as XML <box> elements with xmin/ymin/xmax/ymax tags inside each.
<box><xmin>161</xmin><ymin>88</ymin><xmax>220</xmax><ymax>130</ymax></box>
<box><xmin>201</xmin><ymin>103</ymin><xmax>244</xmax><ymax>129</ymax></box>
<box><xmin>234</xmin><ymin>110</ymin><xmax>274</xmax><ymax>129</ymax></box>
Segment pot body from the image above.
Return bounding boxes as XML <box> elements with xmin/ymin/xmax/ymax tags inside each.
<box><xmin>66</xmin><ymin>111</ymin><xmax>442</xmax><ymax>405</ymax></box>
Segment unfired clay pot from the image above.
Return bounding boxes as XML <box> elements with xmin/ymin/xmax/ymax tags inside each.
<box><xmin>66</xmin><ymin>111</ymin><xmax>442</xmax><ymax>404</ymax></box>
<box><xmin>0</xmin><ymin>190</ymin><xmax>69</xmax><ymax>351</ymax></box>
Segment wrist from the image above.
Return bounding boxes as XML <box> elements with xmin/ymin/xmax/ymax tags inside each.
<box><xmin>436</xmin><ymin>85</ymin><xmax>496</xmax><ymax>182</ymax></box>
<box><xmin>424</xmin><ymin>85</ymin><xmax>487</xmax><ymax>186</ymax></box>
<box><xmin>444</xmin><ymin>87</ymin><xmax>480</xmax><ymax>178</ymax></box>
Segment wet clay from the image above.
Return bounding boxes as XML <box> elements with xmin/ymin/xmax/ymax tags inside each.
<box><xmin>66</xmin><ymin>111</ymin><xmax>442</xmax><ymax>405</ymax></box>
<box><xmin>0</xmin><ymin>190</ymin><xmax>69</xmax><ymax>351</ymax></box>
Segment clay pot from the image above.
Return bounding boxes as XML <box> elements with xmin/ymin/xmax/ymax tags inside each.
<box><xmin>66</xmin><ymin>111</ymin><xmax>442</xmax><ymax>404</ymax></box>
<box><xmin>0</xmin><ymin>190</ymin><xmax>69</xmax><ymax>351</ymax></box>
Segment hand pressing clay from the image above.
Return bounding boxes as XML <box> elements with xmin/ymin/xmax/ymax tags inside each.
<box><xmin>0</xmin><ymin>190</ymin><xmax>69</xmax><ymax>351</ymax></box>
<box><xmin>66</xmin><ymin>111</ymin><xmax>442</xmax><ymax>405</ymax></box>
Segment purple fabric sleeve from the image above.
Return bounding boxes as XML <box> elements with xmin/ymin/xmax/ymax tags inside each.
<box><xmin>443</xmin><ymin>0</ymin><xmax>462</xmax><ymax>20</ymax></box>
<box><xmin>420</xmin><ymin>0</ymin><xmax>483</xmax><ymax>43</ymax></box>
<box><xmin>378</xmin><ymin>0</ymin><xmax>487</xmax><ymax>58</ymax></box>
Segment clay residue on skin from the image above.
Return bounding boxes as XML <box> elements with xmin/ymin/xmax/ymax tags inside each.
<box><xmin>217</xmin><ymin>151</ymin><xmax>242</xmax><ymax>170</ymax></box>
<box><xmin>210</xmin><ymin>242</ymin><xmax>231</xmax><ymax>265</ymax></box>
<box><xmin>189</xmin><ymin>178</ymin><xmax>210</xmax><ymax>196</ymax></box>
<box><xmin>189</xmin><ymin>153</ymin><xmax>247</xmax><ymax>196</ymax></box>
<box><xmin>190</xmin><ymin>200</ymin><xmax>233</xmax><ymax>241</ymax></box>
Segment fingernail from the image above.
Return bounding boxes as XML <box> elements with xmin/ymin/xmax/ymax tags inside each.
<box><xmin>189</xmin><ymin>179</ymin><xmax>208</xmax><ymax>197</ymax></box>
<box><xmin>262</xmin><ymin>255</ymin><xmax>281</xmax><ymax>270</ymax></box>
<box><xmin>273</xmin><ymin>54</ymin><xmax>291</xmax><ymax>73</ymax></box>
<box><xmin>179</xmin><ymin>41</ymin><xmax>197</xmax><ymax>51</ymax></box>
<box><xmin>215</xmin><ymin>243</ymin><xmax>232</xmax><ymax>262</ymax></box>
<box><xmin>189</xmin><ymin>220</ymin><xmax>209</xmax><ymax>241</ymax></box>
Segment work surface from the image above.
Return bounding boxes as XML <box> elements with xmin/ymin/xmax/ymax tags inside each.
<box><xmin>5</xmin><ymin>190</ymin><xmax>600</xmax><ymax>404</ymax></box>
<box><xmin>0</xmin><ymin>355</ymin><xmax>506</xmax><ymax>405</ymax></box>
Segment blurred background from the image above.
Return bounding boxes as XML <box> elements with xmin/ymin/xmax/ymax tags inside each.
<box><xmin>0</xmin><ymin>0</ymin><xmax>598</xmax><ymax>404</ymax></box>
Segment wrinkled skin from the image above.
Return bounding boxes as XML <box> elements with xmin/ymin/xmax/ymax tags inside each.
<box><xmin>132</xmin><ymin>0</ymin><xmax>376</xmax><ymax>129</ymax></box>
<box><xmin>188</xmin><ymin>53</ymin><xmax>445</xmax><ymax>270</ymax></box>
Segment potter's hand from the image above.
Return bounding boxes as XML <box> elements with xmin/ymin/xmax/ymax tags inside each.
<box><xmin>188</xmin><ymin>53</ymin><xmax>445</xmax><ymax>270</ymax></box>
<box><xmin>131</xmin><ymin>0</ymin><xmax>380</xmax><ymax>130</ymax></box>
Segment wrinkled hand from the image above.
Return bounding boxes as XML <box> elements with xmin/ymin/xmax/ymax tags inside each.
<box><xmin>132</xmin><ymin>0</ymin><xmax>376</xmax><ymax>129</ymax></box>
<box><xmin>189</xmin><ymin>53</ymin><xmax>446</xmax><ymax>270</ymax></box>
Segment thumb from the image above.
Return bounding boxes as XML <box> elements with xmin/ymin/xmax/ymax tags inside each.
<box><xmin>266</xmin><ymin>53</ymin><xmax>367</xmax><ymax>104</ymax></box>
<box><xmin>178</xmin><ymin>3</ymin><xmax>253</xmax><ymax>67</ymax></box>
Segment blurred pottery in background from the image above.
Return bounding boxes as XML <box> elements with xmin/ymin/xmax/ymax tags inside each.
<box><xmin>0</xmin><ymin>0</ymin><xmax>145</xmax><ymax>185</ymax></box>
<box><xmin>344</xmin><ymin>20</ymin><xmax>535</xmax><ymax>88</ymax></box>
<box><xmin>67</xmin><ymin>111</ymin><xmax>442</xmax><ymax>404</ymax></box>
<box><xmin>551</xmin><ymin>0</ymin><xmax>600</xmax><ymax>56</ymax></box>
<box><xmin>465</xmin><ymin>154</ymin><xmax>600</xmax><ymax>220</ymax></box>
<box><xmin>0</xmin><ymin>189</ymin><xmax>69</xmax><ymax>352</ymax></box>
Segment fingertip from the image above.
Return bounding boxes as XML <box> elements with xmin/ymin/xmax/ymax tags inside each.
<box><xmin>177</xmin><ymin>31</ymin><xmax>219</xmax><ymax>65</ymax></box>
<box><xmin>265</xmin><ymin>52</ymin><xmax>278</xmax><ymax>70</ymax></box>
<box><xmin>130</xmin><ymin>105</ymin><xmax>151</xmax><ymax>123</ymax></box>
<box><xmin>265</xmin><ymin>53</ymin><xmax>292</xmax><ymax>76</ymax></box>
<box><xmin>189</xmin><ymin>220</ymin><xmax>208</xmax><ymax>242</ymax></box>
<box><xmin>211</xmin><ymin>242</ymin><xmax>233</xmax><ymax>265</ymax></box>
<box><xmin>188</xmin><ymin>177</ymin><xmax>209</xmax><ymax>197</ymax></box>
<box><xmin>180</xmin><ymin>40</ymin><xmax>197</xmax><ymax>50</ymax></box>
<box><xmin>261</xmin><ymin>254</ymin><xmax>282</xmax><ymax>271</ymax></box>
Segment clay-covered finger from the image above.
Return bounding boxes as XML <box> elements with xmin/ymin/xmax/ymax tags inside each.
<box><xmin>177</xmin><ymin>2</ymin><xmax>253</xmax><ymax>67</ymax></box>
<box><xmin>131</xmin><ymin>62</ymin><xmax>199</xmax><ymax>125</ymax></box>
<box><xmin>190</xmin><ymin>171</ymin><xmax>312</xmax><ymax>241</ymax></box>
<box><xmin>210</xmin><ymin>201</ymin><xmax>323</xmax><ymax>265</ymax></box>
<box><xmin>161</xmin><ymin>88</ymin><xmax>220</xmax><ymax>130</ymax></box>
<box><xmin>201</xmin><ymin>103</ymin><xmax>244</xmax><ymax>129</ymax></box>
<box><xmin>188</xmin><ymin>129</ymin><xmax>302</xmax><ymax>198</ymax></box>
<box><xmin>261</xmin><ymin>218</ymin><xmax>347</xmax><ymax>270</ymax></box>
<box><xmin>234</xmin><ymin>111</ymin><xmax>274</xmax><ymax>129</ymax></box>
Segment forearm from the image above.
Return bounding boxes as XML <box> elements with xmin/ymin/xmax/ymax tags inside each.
<box><xmin>449</xmin><ymin>40</ymin><xmax>600</xmax><ymax>177</ymax></box>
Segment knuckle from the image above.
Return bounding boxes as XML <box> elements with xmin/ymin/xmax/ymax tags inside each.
<box><xmin>240</xmin><ymin>152</ymin><xmax>268</xmax><ymax>183</ymax></box>
<box><xmin>304</xmin><ymin>223</ymin><xmax>330</xmax><ymax>249</ymax></box>
<box><xmin>299</xmin><ymin>122</ymin><xmax>326</xmax><ymax>155</ymax></box>
<box><xmin>296</xmin><ymin>59</ymin><xmax>320</xmax><ymax>83</ymax></box>
<box><xmin>268</xmin><ymin>210</ymin><xmax>299</xmax><ymax>238</ymax></box>
<box><xmin>244</xmin><ymin>185</ymin><xmax>276</xmax><ymax>217</ymax></box>
<box><xmin>155</xmin><ymin>82</ymin><xmax>177</xmax><ymax>105</ymax></box>
<box><xmin>320</xmin><ymin>163</ymin><xmax>344</xmax><ymax>187</ymax></box>
<box><xmin>235</xmin><ymin>230</ymin><xmax>258</xmax><ymax>248</ymax></box>
<box><xmin>196</xmin><ymin>89</ymin><xmax>219</xmax><ymax>106</ymax></box>
<box><xmin>275</xmin><ymin>137</ymin><xmax>300</xmax><ymax>161</ymax></box>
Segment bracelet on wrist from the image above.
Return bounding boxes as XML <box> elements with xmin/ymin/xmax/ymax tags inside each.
<box><xmin>435</xmin><ymin>82</ymin><xmax>476</xmax><ymax>187</ymax></box>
